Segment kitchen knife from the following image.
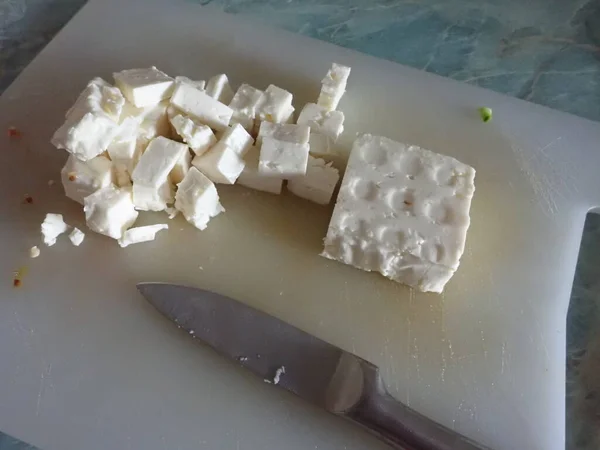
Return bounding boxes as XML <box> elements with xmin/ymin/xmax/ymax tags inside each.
<box><xmin>138</xmin><ymin>282</ymin><xmax>487</xmax><ymax>450</ymax></box>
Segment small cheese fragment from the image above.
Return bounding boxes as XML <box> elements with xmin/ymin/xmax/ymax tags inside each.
<box><xmin>205</xmin><ymin>74</ymin><xmax>234</xmax><ymax>104</ymax></box>
<box><xmin>69</xmin><ymin>228</ymin><xmax>85</xmax><ymax>246</ymax></box>
<box><xmin>41</xmin><ymin>213</ymin><xmax>69</xmax><ymax>246</ymax></box>
<box><xmin>29</xmin><ymin>246</ymin><xmax>40</xmax><ymax>258</ymax></box>
<box><xmin>118</xmin><ymin>224</ymin><xmax>169</xmax><ymax>248</ymax></box>
<box><xmin>169</xmin><ymin>114</ymin><xmax>217</xmax><ymax>156</ymax></box>
<box><xmin>84</xmin><ymin>186</ymin><xmax>139</xmax><ymax>239</ymax></box>
<box><xmin>321</xmin><ymin>134</ymin><xmax>476</xmax><ymax>293</ymax></box>
<box><xmin>175</xmin><ymin>167</ymin><xmax>224</xmax><ymax>230</ymax></box>
<box><xmin>132</xmin><ymin>181</ymin><xmax>174</xmax><ymax>211</ymax></box>
<box><xmin>113</xmin><ymin>67</ymin><xmax>174</xmax><ymax>108</ymax></box>
<box><xmin>61</xmin><ymin>154</ymin><xmax>114</xmax><ymax>205</ymax></box>
<box><xmin>228</xmin><ymin>84</ymin><xmax>263</xmax><ymax>131</ymax></box>
<box><xmin>192</xmin><ymin>142</ymin><xmax>245</xmax><ymax>184</ymax></box>
<box><xmin>237</xmin><ymin>146</ymin><xmax>283</xmax><ymax>194</ymax></box>
<box><xmin>219</xmin><ymin>123</ymin><xmax>253</xmax><ymax>157</ymax></box>
<box><xmin>132</xmin><ymin>136</ymin><xmax>188</xmax><ymax>188</ymax></box>
<box><xmin>256</xmin><ymin>122</ymin><xmax>309</xmax><ymax>147</ymax></box>
<box><xmin>170</xmin><ymin>83</ymin><xmax>233</xmax><ymax>131</ymax></box>
<box><xmin>120</xmin><ymin>100</ymin><xmax>170</xmax><ymax>140</ymax></box>
<box><xmin>317</xmin><ymin>63</ymin><xmax>351</xmax><ymax>111</ymax></box>
<box><xmin>287</xmin><ymin>156</ymin><xmax>339</xmax><ymax>205</ymax></box>
<box><xmin>257</xmin><ymin>84</ymin><xmax>294</xmax><ymax>124</ymax></box>
<box><xmin>297</xmin><ymin>103</ymin><xmax>344</xmax><ymax>157</ymax></box>
<box><xmin>175</xmin><ymin>76</ymin><xmax>206</xmax><ymax>91</ymax></box>
<box><xmin>258</xmin><ymin>136</ymin><xmax>309</xmax><ymax>178</ymax></box>
<box><xmin>52</xmin><ymin>78</ymin><xmax>123</xmax><ymax>161</ymax></box>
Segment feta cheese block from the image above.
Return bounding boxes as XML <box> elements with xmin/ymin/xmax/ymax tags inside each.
<box><xmin>192</xmin><ymin>142</ymin><xmax>245</xmax><ymax>184</ymax></box>
<box><xmin>170</xmin><ymin>82</ymin><xmax>233</xmax><ymax>131</ymax></box>
<box><xmin>219</xmin><ymin>123</ymin><xmax>253</xmax><ymax>157</ymax></box>
<box><xmin>132</xmin><ymin>136</ymin><xmax>189</xmax><ymax>188</ymax></box>
<box><xmin>41</xmin><ymin>213</ymin><xmax>69</xmax><ymax>246</ymax></box>
<box><xmin>61</xmin><ymin>154</ymin><xmax>114</xmax><ymax>204</ymax></box>
<box><xmin>120</xmin><ymin>100</ymin><xmax>170</xmax><ymax>140</ymax></box>
<box><xmin>257</xmin><ymin>84</ymin><xmax>294</xmax><ymax>124</ymax></box>
<box><xmin>237</xmin><ymin>146</ymin><xmax>283</xmax><ymax>194</ymax></box>
<box><xmin>258</xmin><ymin>136</ymin><xmax>309</xmax><ymax>178</ymax></box>
<box><xmin>205</xmin><ymin>74</ymin><xmax>234</xmax><ymax>104</ymax></box>
<box><xmin>84</xmin><ymin>186</ymin><xmax>139</xmax><ymax>240</ymax></box>
<box><xmin>321</xmin><ymin>134</ymin><xmax>476</xmax><ymax>293</ymax></box>
<box><xmin>132</xmin><ymin>180</ymin><xmax>175</xmax><ymax>211</ymax></box>
<box><xmin>287</xmin><ymin>156</ymin><xmax>340</xmax><ymax>205</ymax></box>
<box><xmin>69</xmin><ymin>228</ymin><xmax>85</xmax><ymax>246</ymax></box>
<box><xmin>170</xmin><ymin>148</ymin><xmax>192</xmax><ymax>184</ymax></box>
<box><xmin>228</xmin><ymin>84</ymin><xmax>263</xmax><ymax>131</ymax></box>
<box><xmin>113</xmin><ymin>67</ymin><xmax>174</xmax><ymax>108</ymax></box>
<box><xmin>52</xmin><ymin>78</ymin><xmax>124</xmax><ymax>161</ymax></box>
<box><xmin>296</xmin><ymin>103</ymin><xmax>345</xmax><ymax>157</ymax></box>
<box><xmin>317</xmin><ymin>63</ymin><xmax>351</xmax><ymax>111</ymax></box>
<box><xmin>175</xmin><ymin>167</ymin><xmax>224</xmax><ymax>230</ymax></box>
<box><xmin>169</xmin><ymin>114</ymin><xmax>217</xmax><ymax>156</ymax></box>
<box><xmin>256</xmin><ymin>122</ymin><xmax>310</xmax><ymax>147</ymax></box>
<box><xmin>67</xmin><ymin>77</ymin><xmax>125</xmax><ymax>121</ymax></box>
<box><xmin>118</xmin><ymin>224</ymin><xmax>169</xmax><ymax>248</ymax></box>
<box><xmin>175</xmin><ymin>76</ymin><xmax>206</xmax><ymax>91</ymax></box>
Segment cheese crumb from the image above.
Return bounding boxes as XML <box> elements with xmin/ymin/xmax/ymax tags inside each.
<box><xmin>69</xmin><ymin>228</ymin><xmax>85</xmax><ymax>246</ymax></box>
<box><xmin>118</xmin><ymin>224</ymin><xmax>169</xmax><ymax>248</ymax></box>
<box><xmin>41</xmin><ymin>213</ymin><xmax>69</xmax><ymax>246</ymax></box>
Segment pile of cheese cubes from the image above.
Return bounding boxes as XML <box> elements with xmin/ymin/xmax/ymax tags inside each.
<box><xmin>50</xmin><ymin>64</ymin><xmax>350</xmax><ymax>246</ymax></box>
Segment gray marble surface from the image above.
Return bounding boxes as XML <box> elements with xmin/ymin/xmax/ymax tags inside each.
<box><xmin>0</xmin><ymin>0</ymin><xmax>599</xmax><ymax>449</ymax></box>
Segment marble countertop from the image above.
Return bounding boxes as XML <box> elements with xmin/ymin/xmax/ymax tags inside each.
<box><xmin>0</xmin><ymin>0</ymin><xmax>598</xmax><ymax>449</ymax></box>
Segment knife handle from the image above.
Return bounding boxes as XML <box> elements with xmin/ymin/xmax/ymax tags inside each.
<box><xmin>344</xmin><ymin>360</ymin><xmax>487</xmax><ymax>450</ymax></box>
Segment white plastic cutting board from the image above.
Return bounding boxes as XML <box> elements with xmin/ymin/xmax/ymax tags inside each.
<box><xmin>0</xmin><ymin>0</ymin><xmax>599</xmax><ymax>449</ymax></box>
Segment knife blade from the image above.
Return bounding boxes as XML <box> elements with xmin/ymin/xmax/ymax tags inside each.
<box><xmin>138</xmin><ymin>282</ymin><xmax>487</xmax><ymax>450</ymax></box>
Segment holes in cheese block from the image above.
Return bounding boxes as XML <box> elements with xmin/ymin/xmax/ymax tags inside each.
<box><xmin>376</xmin><ymin>226</ymin><xmax>406</xmax><ymax>248</ymax></box>
<box><xmin>386</xmin><ymin>188</ymin><xmax>416</xmax><ymax>214</ymax></box>
<box><xmin>359</xmin><ymin>145</ymin><xmax>387</xmax><ymax>166</ymax></box>
<box><xmin>348</xmin><ymin>178</ymin><xmax>377</xmax><ymax>201</ymax></box>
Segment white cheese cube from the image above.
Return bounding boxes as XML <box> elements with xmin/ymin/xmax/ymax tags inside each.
<box><xmin>175</xmin><ymin>76</ymin><xmax>206</xmax><ymax>91</ymax></box>
<box><xmin>41</xmin><ymin>213</ymin><xmax>69</xmax><ymax>246</ymax></box>
<box><xmin>170</xmin><ymin>148</ymin><xmax>192</xmax><ymax>184</ymax></box>
<box><xmin>67</xmin><ymin>77</ymin><xmax>125</xmax><ymax>121</ymax></box>
<box><xmin>132</xmin><ymin>136</ymin><xmax>188</xmax><ymax>188</ymax></box>
<box><xmin>287</xmin><ymin>156</ymin><xmax>339</xmax><ymax>205</ymax></box>
<box><xmin>113</xmin><ymin>67</ymin><xmax>175</xmax><ymax>108</ymax></box>
<box><xmin>84</xmin><ymin>186</ymin><xmax>139</xmax><ymax>240</ymax></box>
<box><xmin>219</xmin><ymin>123</ymin><xmax>253</xmax><ymax>157</ymax></box>
<box><xmin>297</xmin><ymin>102</ymin><xmax>344</xmax><ymax>157</ymax></box>
<box><xmin>169</xmin><ymin>114</ymin><xmax>217</xmax><ymax>156</ymax></box>
<box><xmin>132</xmin><ymin>181</ymin><xmax>174</xmax><ymax>211</ymax></box>
<box><xmin>237</xmin><ymin>146</ymin><xmax>283</xmax><ymax>194</ymax></box>
<box><xmin>228</xmin><ymin>84</ymin><xmax>263</xmax><ymax>131</ymax></box>
<box><xmin>321</xmin><ymin>134</ymin><xmax>475</xmax><ymax>293</ymax></box>
<box><xmin>206</xmin><ymin>74</ymin><xmax>234</xmax><ymax>104</ymax></box>
<box><xmin>257</xmin><ymin>84</ymin><xmax>294</xmax><ymax>123</ymax></box>
<box><xmin>175</xmin><ymin>167</ymin><xmax>224</xmax><ymax>230</ymax></box>
<box><xmin>192</xmin><ymin>142</ymin><xmax>245</xmax><ymax>184</ymax></box>
<box><xmin>120</xmin><ymin>100</ymin><xmax>170</xmax><ymax>140</ymax></box>
<box><xmin>118</xmin><ymin>224</ymin><xmax>169</xmax><ymax>248</ymax></box>
<box><xmin>317</xmin><ymin>63</ymin><xmax>351</xmax><ymax>111</ymax></box>
<box><xmin>61</xmin><ymin>154</ymin><xmax>114</xmax><ymax>205</ymax></box>
<box><xmin>69</xmin><ymin>228</ymin><xmax>85</xmax><ymax>246</ymax></box>
<box><xmin>170</xmin><ymin>82</ymin><xmax>233</xmax><ymax>131</ymax></box>
<box><xmin>257</xmin><ymin>122</ymin><xmax>309</xmax><ymax>147</ymax></box>
<box><xmin>52</xmin><ymin>111</ymin><xmax>119</xmax><ymax>161</ymax></box>
<box><xmin>258</xmin><ymin>136</ymin><xmax>309</xmax><ymax>178</ymax></box>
